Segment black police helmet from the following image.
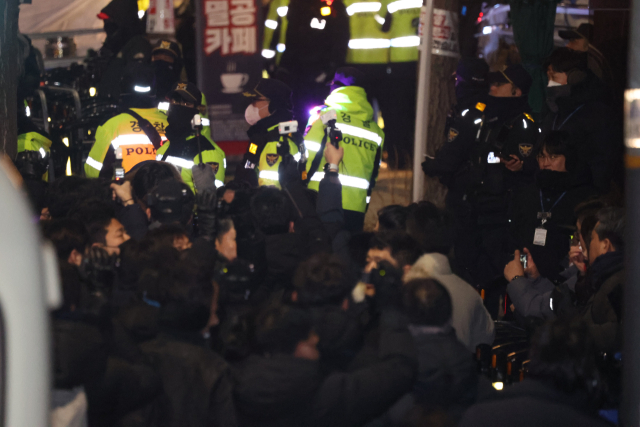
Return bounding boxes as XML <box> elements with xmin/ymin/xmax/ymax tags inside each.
<box><xmin>243</xmin><ymin>78</ymin><xmax>293</xmax><ymax>113</ymax></box>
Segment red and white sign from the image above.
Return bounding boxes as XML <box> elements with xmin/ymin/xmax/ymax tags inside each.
<box><xmin>204</xmin><ymin>0</ymin><xmax>257</xmax><ymax>56</ymax></box>
<box><xmin>431</xmin><ymin>8</ymin><xmax>459</xmax><ymax>58</ymax></box>
<box><xmin>147</xmin><ymin>0</ymin><xmax>175</xmax><ymax>34</ymax></box>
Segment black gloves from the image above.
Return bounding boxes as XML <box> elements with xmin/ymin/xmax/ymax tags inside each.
<box><xmin>196</xmin><ymin>187</ymin><xmax>218</xmax><ymax>240</ymax></box>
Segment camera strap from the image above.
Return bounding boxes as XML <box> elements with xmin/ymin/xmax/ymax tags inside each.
<box><xmin>305</xmin><ymin>132</ymin><xmax>328</xmax><ymax>185</ymax></box>
<box><xmin>125</xmin><ymin>109</ymin><xmax>163</xmax><ymax>150</ymax></box>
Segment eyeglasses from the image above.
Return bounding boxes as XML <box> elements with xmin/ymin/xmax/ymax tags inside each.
<box><xmin>536</xmin><ymin>153</ymin><xmax>562</xmax><ymax>161</ymax></box>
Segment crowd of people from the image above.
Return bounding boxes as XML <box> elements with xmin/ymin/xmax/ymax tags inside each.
<box><xmin>7</xmin><ymin>1</ymin><xmax>628</xmax><ymax>424</ymax></box>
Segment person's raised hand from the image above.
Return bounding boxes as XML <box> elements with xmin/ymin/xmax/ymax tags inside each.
<box><xmin>501</xmin><ymin>154</ymin><xmax>523</xmax><ymax>172</ymax></box>
<box><xmin>569</xmin><ymin>244</ymin><xmax>587</xmax><ymax>275</ymax></box>
<box><xmin>504</xmin><ymin>249</ymin><xmax>525</xmax><ymax>282</ymax></box>
<box><xmin>523</xmin><ymin>247</ymin><xmax>540</xmax><ymax>279</ymax></box>
<box><xmin>324</xmin><ymin>140</ymin><xmax>344</xmax><ymax>167</ymax></box>
<box><xmin>110</xmin><ymin>181</ymin><xmax>134</xmax><ymax>206</ymax></box>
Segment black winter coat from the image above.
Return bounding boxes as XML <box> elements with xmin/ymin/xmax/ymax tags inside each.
<box><xmin>459</xmin><ymin>379</ymin><xmax>610</xmax><ymax>427</ymax></box>
<box><xmin>510</xmin><ymin>171</ymin><xmax>596</xmax><ymax>282</ymax></box>
<box><xmin>541</xmin><ymin>71</ymin><xmax>621</xmax><ymax>193</ymax></box>
<box><xmin>233</xmin><ymin>309</ymin><xmax>417</xmax><ymax>427</ymax></box>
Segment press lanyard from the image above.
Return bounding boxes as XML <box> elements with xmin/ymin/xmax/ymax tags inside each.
<box><xmin>538</xmin><ymin>190</ymin><xmax>567</xmax><ymax>226</ymax></box>
<box><xmin>553</xmin><ymin>104</ymin><xmax>584</xmax><ymax>130</ymax></box>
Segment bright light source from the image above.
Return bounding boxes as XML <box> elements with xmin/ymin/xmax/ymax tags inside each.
<box><xmin>47</xmin><ymin>117</ymin><xmax>51</xmax><ymax>122</ymax></box>
<box><xmin>39</xmin><ymin>148</ymin><xmax>46</xmax><ymax>158</ymax></box>
<box><xmin>261</xmin><ymin>49</ymin><xmax>276</xmax><ymax>59</ymax></box>
<box><xmin>201</xmin><ymin>118</ymin><xmax>210</xmax><ymax>126</ymax></box>
<box><xmin>62</xmin><ymin>137</ymin><xmax>69</xmax><ymax>147</ymax></box>
<box><xmin>492</xmin><ymin>382</ymin><xmax>504</xmax><ymax>391</ymax></box>
<box><xmin>474</xmin><ymin>118</ymin><xmax>482</xmax><ymax>124</ymax></box>
<box><xmin>377</xmin><ymin>116</ymin><xmax>384</xmax><ymax>129</ymax></box>
<box><xmin>89</xmin><ymin>87</ymin><xmax>97</xmax><ymax>97</ymax></box>
<box><xmin>320</xmin><ymin>6</ymin><xmax>331</xmax><ymax>16</ymax></box>
<box><xmin>277</xmin><ymin>43</ymin><xmax>286</xmax><ymax>52</ymax></box>
<box><xmin>134</xmin><ymin>85</ymin><xmax>151</xmax><ymax>93</ymax></box>
<box><xmin>265</xmin><ymin>19</ymin><xmax>278</xmax><ymax>29</ymax></box>
<box><xmin>158</xmin><ymin>102</ymin><xmax>170</xmax><ymax>111</ymax></box>
<box><xmin>25</xmin><ymin>106</ymin><xmax>31</xmax><ymax>117</ymax></box>
<box><xmin>522</xmin><ymin>119</ymin><xmax>527</xmax><ymax>129</ymax></box>
<box><xmin>482</xmin><ymin>26</ymin><xmax>492</xmax><ymax>35</ymax></box>
<box><xmin>138</xmin><ymin>10</ymin><xmax>145</xmax><ymax>19</ymax></box>
<box><xmin>461</xmin><ymin>109</ymin><xmax>469</xmax><ymax>116</ymax></box>
<box><xmin>311</xmin><ymin>17</ymin><xmax>327</xmax><ymax>29</ymax></box>
<box><xmin>66</xmin><ymin>157</ymin><xmax>72</xmax><ymax>176</ymax></box>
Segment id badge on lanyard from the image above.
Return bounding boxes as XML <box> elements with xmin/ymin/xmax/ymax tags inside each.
<box><xmin>534</xmin><ymin>191</ymin><xmax>566</xmax><ymax>246</ymax></box>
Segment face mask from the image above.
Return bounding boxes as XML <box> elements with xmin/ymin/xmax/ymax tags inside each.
<box><xmin>167</xmin><ymin>104</ymin><xmax>197</xmax><ymax>130</ymax></box>
<box><xmin>545</xmin><ymin>85</ymin><xmax>572</xmax><ymax>113</ymax></box>
<box><xmin>547</xmin><ymin>79</ymin><xmax>563</xmax><ymax>87</ymax></box>
<box><xmin>153</xmin><ymin>61</ymin><xmax>180</xmax><ymax>99</ymax></box>
<box><xmin>245</xmin><ymin>104</ymin><xmax>268</xmax><ymax>125</ymax></box>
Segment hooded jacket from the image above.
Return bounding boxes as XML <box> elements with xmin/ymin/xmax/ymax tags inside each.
<box><xmin>404</xmin><ymin>254</ymin><xmax>495</xmax><ymax>352</ymax></box>
<box><xmin>305</xmin><ymin>86</ymin><xmax>385</xmax><ymax>213</ymax></box>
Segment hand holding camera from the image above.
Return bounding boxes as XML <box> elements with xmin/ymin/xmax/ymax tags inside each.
<box><xmin>504</xmin><ymin>250</ymin><xmax>525</xmax><ymax>282</ymax></box>
<box><xmin>324</xmin><ymin>139</ymin><xmax>344</xmax><ymax>168</ymax></box>
<box><xmin>110</xmin><ymin>181</ymin><xmax>134</xmax><ymax>206</ymax></box>
<box><xmin>504</xmin><ymin>248</ymin><xmax>540</xmax><ymax>282</ymax></box>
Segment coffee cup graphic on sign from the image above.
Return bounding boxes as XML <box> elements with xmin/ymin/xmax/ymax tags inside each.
<box><xmin>221</xmin><ymin>62</ymin><xmax>249</xmax><ymax>94</ymax></box>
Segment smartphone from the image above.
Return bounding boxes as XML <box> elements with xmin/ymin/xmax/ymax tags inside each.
<box><xmin>520</xmin><ymin>253</ymin><xmax>528</xmax><ymax>269</ymax></box>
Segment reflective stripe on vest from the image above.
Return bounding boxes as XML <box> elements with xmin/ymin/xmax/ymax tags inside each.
<box><xmin>309</xmin><ymin>172</ymin><xmax>370</xmax><ymax>189</ymax></box>
<box><xmin>347</xmin><ymin>1</ymin><xmax>381</xmax><ymax>14</ymax></box>
<box><xmin>390</xmin><ymin>36</ymin><xmax>419</xmax><ymax>47</ymax></box>
<box><xmin>86</xmin><ymin>157</ymin><xmax>103</xmax><ymax>171</ymax></box>
<box><xmin>335</xmin><ymin>123</ymin><xmax>383</xmax><ymax>145</ymax></box>
<box><xmin>262</xmin><ymin>49</ymin><xmax>276</xmax><ymax>58</ymax></box>
<box><xmin>259</xmin><ymin>170</ymin><xmax>280</xmax><ymax>181</ymax></box>
<box><xmin>277</xmin><ymin>6</ymin><xmax>288</xmax><ymax>16</ymax></box>
<box><xmin>348</xmin><ymin>38</ymin><xmax>390</xmax><ymax>49</ymax></box>
<box><xmin>387</xmin><ymin>0</ymin><xmax>421</xmax><ymax>13</ymax></box>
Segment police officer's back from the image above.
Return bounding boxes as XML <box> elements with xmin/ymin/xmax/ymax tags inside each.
<box><xmin>304</xmin><ymin>67</ymin><xmax>384</xmax><ymax>232</ymax></box>
<box><xmin>156</xmin><ymin>82</ymin><xmax>227</xmax><ymax>194</ymax></box>
<box><xmin>85</xmin><ymin>62</ymin><xmax>168</xmax><ymax>178</ymax></box>
<box><xmin>236</xmin><ymin>79</ymin><xmax>301</xmax><ymax>188</ymax></box>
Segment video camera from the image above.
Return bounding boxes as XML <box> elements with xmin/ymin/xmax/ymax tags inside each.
<box><xmin>321</xmin><ymin>110</ymin><xmax>342</xmax><ymax>148</ymax></box>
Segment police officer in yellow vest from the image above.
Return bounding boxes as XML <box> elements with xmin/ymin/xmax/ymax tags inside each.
<box><xmin>304</xmin><ymin>67</ymin><xmax>384</xmax><ymax>232</ymax></box>
<box><xmin>16</xmin><ymin>107</ymin><xmax>52</xmax><ymax>182</ymax></box>
<box><xmin>155</xmin><ymin>82</ymin><xmax>227</xmax><ymax>194</ymax></box>
<box><xmin>151</xmin><ymin>39</ymin><xmax>215</xmax><ymax>142</ymax></box>
<box><xmin>378</xmin><ymin>0</ymin><xmax>421</xmax><ymax>169</ymax></box>
<box><xmin>85</xmin><ymin>62</ymin><xmax>168</xmax><ymax>178</ymax></box>
<box><xmin>238</xmin><ymin>79</ymin><xmax>301</xmax><ymax>188</ymax></box>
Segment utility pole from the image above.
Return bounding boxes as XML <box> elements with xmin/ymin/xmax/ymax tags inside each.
<box><xmin>413</xmin><ymin>0</ymin><xmax>459</xmax><ymax>204</ymax></box>
<box><xmin>0</xmin><ymin>0</ymin><xmax>20</xmax><ymax>159</ymax></box>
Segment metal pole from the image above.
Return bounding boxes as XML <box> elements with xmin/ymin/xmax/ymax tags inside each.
<box><xmin>412</xmin><ymin>0</ymin><xmax>434</xmax><ymax>202</ymax></box>
<box><xmin>622</xmin><ymin>0</ymin><xmax>640</xmax><ymax>424</ymax></box>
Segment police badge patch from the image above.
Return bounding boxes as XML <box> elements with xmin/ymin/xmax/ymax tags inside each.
<box><xmin>266</xmin><ymin>154</ymin><xmax>280</xmax><ymax>167</ymax></box>
<box><xmin>448</xmin><ymin>128</ymin><xmax>459</xmax><ymax>143</ymax></box>
<box><xmin>519</xmin><ymin>143</ymin><xmax>533</xmax><ymax>157</ymax></box>
<box><xmin>206</xmin><ymin>162</ymin><xmax>220</xmax><ymax>174</ymax></box>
